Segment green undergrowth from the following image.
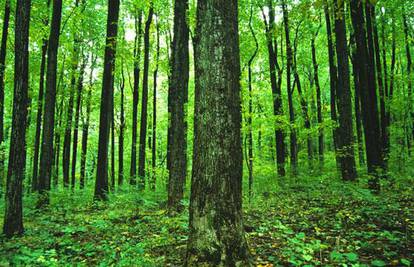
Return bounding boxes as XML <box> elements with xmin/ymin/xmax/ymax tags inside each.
<box><xmin>0</xmin><ymin>165</ymin><xmax>413</xmax><ymax>266</ymax></box>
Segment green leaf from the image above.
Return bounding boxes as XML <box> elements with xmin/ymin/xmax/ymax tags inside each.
<box><xmin>371</xmin><ymin>260</ymin><xmax>386</xmax><ymax>267</ymax></box>
<box><xmin>401</xmin><ymin>259</ymin><xmax>411</xmax><ymax>266</ymax></box>
<box><xmin>344</xmin><ymin>252</ymin><xmax>358</xmax><ymax>262</ymax></box>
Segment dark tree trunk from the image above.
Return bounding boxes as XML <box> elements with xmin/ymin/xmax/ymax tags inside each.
<box><xmin>151</xmin><ymin>21</ymin><xmax>160</xmax><ymax>191</ymax></box>
<box><xmin>311</xmin><ymin>28</ymin><xmax>324</xmax><ymax>163</ymax></box>
<box><xmin>70</xmin><ymin>57</ymin><xmax>86</xmax><ymax>190</ymax></box>
<box><xmin>38</xmin><ymin>0</ymin><xmax>63</xmax><ymax>207</ymax></box>
<box><xmin>350</xmin><ymin>39</ymin><xmax>365</xmax><ymax>166</ymax></box>
<box><xmin>323</xmin><ymin>0</ymin><xmax>340</xmax><ymax>168</ymax></box>
<box><xmin>333</xmin><ymin>0</ymin><xmax>357</xmax><ymax>180</ymax></box>
<box><xmin>167</xmin><ymin>0</ymin><xmax>189</xmax><ymax>211</ymax></box>
<box><xmin>3</xmin><ymin>0</ymin><xmax>31</xmax><ymax>237</ymax></box>
<box><xmin>94</xmin><ymin>0</ymin><xmax>120</xmax><ymax>200</ymax></box>
<box><xmin>282</xmin><ymin>0</ymin><xmax>297</xmax><ymax>175</ymax></box>
<box><xmin>381</xmin><ymin>17</ymin><xmax>390</xmax><ymax>161</ymax></box>
<box><xmin>62</xmin><ymin>1</ymin><xmax>81</xmax><ymax>188</ymax></box>
<box><xmin>350</xmin><ymin>0</ymin><xmax>384</xmax><ymax>192</ymax></box>
<box><xmin>80</xmin><ymin>55</ymin><xmax>95</xmax><ymax>189</ymax></box>
<box><xmin>247</xmin><ymin>4</ymin><xmax>258</xmax><ymax>201</ymax></box>
<box><xmin>186</xmin><ymin>0</ymin><xmax>251</xmax><ymax>265</ymax></box>
<box><xmin>262</xmin><ymin>0</ymin><xmax>285</xmax><ymax>177</ymax></box>
<box><xmin>130</xmin><ymin>11</ymin><xmax>142</xmax><ymax>186</ymax></box>
<box><xmin>0</xmin><ymin>0</ymin><xmax>11</xmax><ymax>196</ymax></box>
<box><xmin>403</xmin><ymin>14</ymin><xmax>413</xmax><ymax>141</ymax></box>
<box><xmin>138</xmin><ymin>6</ymin><xmax>153</xmax><ymax>189</ymax></box>
<box><xmin>110</xmin><ymin>83</ymin><xmax>115</xmax><ymax>191</ymax></box>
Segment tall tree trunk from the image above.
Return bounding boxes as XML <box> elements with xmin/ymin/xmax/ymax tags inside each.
<box><xmin>3</xmin><ymin>0</ymin><xmax>31</xmax><ymax>237</ymax></box>
<box><xmin>130</xmin><ymin>11</ymin><xmax>142</xmax><ymax>186</ymax></box>
<box><xmin>167</xmin><ymin>0</ymin><xmax>189</xmax><ymax>211</ymax></box>
<box><xmin>403</xmin><ymin>14</ymin><xmax>413</xmax><ymax>141</ymax></box>
<box><xmin>350</xmin><ymin>39</ymin><xmax>365</xmax><ymax>166</ymax></box>
<box><xmin>247</xmin><ymin>4</ymin><xmax>258</xmax><ymax>201</ymax></box>
<box><xmin>381</xmin><ymin>16</ymin><xmax>390</xmax><ymax>161</ymax></box>
<box><xmin>110</xmin><ymin>84</ymin><xmax>115</xmax><ymax>191</ymax></box>
<box><xmin>282</xmin><ymin>0</ymin><xmax>297</xmax><ymax>175</ymax></box>
<box><xmin>70</xmin><ymin>57</ymin><xmax>86</xmax><ymax>190</ymax></box>
<box><xmin>323</xmin><ymin>0</ymin><xmax>340</xmax><ymax>169</ymax></box>
<box><xmin>311</xmin><ymin>26</ymin><xmax>324</xmax><ymax>163</ymax></box>
<box><xmin>262</xmin><ymin>0</ymin><xmax>285</xmax><ymax>177</ymax></box>
<box><xmin>94</xmin><ymin>0</ymin><xmax>120</xmax><ymax>200</ymax></box>
<box><xmin>138</xmin><ymin>6</ymin><xmax>153</xmax><ymax>189</ymax></box>
<box><xmin>62</xmin><ymin>0</ymin><xmax>82</xmax><ymax>188</ymax></box>
<box><xmin>38</xmin><ymin>0</ymin><xmax>63</xmax><ymax>207</ymax></box>
<box><xmin>333</xmin><ymin>0</ymin><xmax>357</xmax><ymax>180</ymax></box>
<box><xmin>151</xmin><ymin>20</ymin><xmax>159</xmax><ymax>191</ymax></box>
<box><xmin>350</xmin><ymin>0</ymin><xmax>384</xmax><ymax>192</ymax></box>
<box><xmin>118</xmin><ymin>61</ymin><xmax>125</xmax><ymax>187</ymax></box>
<box><xmin>186</xmin><ymin>0</ymin><xmax>251</xmax><ymax>264</ymax></box>
<box><xmin>0</xmin><ymin>0</ymin><xmax>11</xmax><ymax>196</ymax></box>
<box><xmin>80</xmin><ymin>54</ymin><xmax>96</xmax><ymax>189</ymax></box>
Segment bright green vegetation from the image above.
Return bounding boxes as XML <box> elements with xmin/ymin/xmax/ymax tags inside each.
<box><xmin>1</xmin><ymin>159</ymin><xmax>413</xmax><ymax>266</ymax></box>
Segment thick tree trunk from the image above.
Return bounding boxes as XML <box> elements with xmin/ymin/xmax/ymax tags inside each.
<box><xmin>3</xmin><ymin>0</ymin><xmax>31</xmax><ymax>237</ymax></box>
<box><xmin>282</xmin><ymin>0</ymin><xmax>297</xmax><ymax>175</ymax></box>
<box><xmin>167</xmin><ymin>0</ymin><xmax>189</xmax><ymax>211</ymax></box>
<box><xmin>70</xmin><ymin>58</ymin><xmax>85</xmax><ymax>190</ymax></box>
<box><xmin>186</xmin><ymin>0</ymin><xmax>251</xmax><ymax>265</ymax></box>
<box><xmin>138</xmin><ymin>6</ymin><xmax>153</xmax><ymax>189</ymax></box>
<box><xmin>350</xmin><ymin>0</ymin><xmax>384</xmax><ymax>192</ymax></box>
<box><xmin>94</xmin><ymin>0</ymin><xmax>120</xmax><ymax>200</ymax></box>
<box><xmin>333</xmin><ymin>0</ymin><xmax>357</xmax><ymax>181</ymax></box>
<box><xmin>262</xmin><ymin>0</ymin><xmax>286</xmax><ymax>177</ymax></box>
<box><xmin>0</xmin><ymin>0</ymin><xmax>11</xmax><ymax>196</ymax></box>
<box><xmin>38</xmin><ymin>0</ymin><xmax>63</xmax><ymax>207</ymax></box>
<box><xmin>130</xmin><ymin>11</ymin><xmax>142</xmax><ymax>186</ymax></box>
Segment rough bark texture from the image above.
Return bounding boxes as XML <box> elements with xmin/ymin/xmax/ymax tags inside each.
<box><xmin>130</xmin><ymin>11</ymin><xmax>142</xmax><ymax>186</ymax></box>
<box><xmin>3</xmin><ymin>0</ymin><xmax>31</xmax><ymax>237</ymax></box>
<box><xmin>167</xmin><ymin>0</ymin><xmax>189</xmax><ymax>212</ymax></box>
<box><xmin>38</xmin><ymin>0</ymin><xmax>63</xmax><ymax>206</ymax></box>
<box><xmin>333</xmin><ymin>0</ymin><xmax>357</xmax><ymax>181</ymax></box>
<box><xmin>0</xmin><ymin>0</ymin><xmax>11</xmax><ymax>196</ymax></box>
<box><xmin>138</xmin><ymin>6</ymin><xmax>153</xmax><ymax>189</ymax></box>
<box><xmin>350</xmin><ymin>0</ymin><xmax>383</xmax><ymax>192</ymax></box>
<box><xmin>186</xmin><ymin>0</ymin><xmax>251</xmax><ymax>265</ymax></box>
<box><xmin>94</xmin><ymin>0</ymin><xmax>120</xmax><ymax>200</ymax></box>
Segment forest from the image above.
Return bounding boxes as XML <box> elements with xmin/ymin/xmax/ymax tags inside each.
<box><xmin>0</xmin><ymin>0</ymin><xmax>413</xmax><ymax>265</ymax></box>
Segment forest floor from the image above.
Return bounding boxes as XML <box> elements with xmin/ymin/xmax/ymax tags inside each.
<box><xmin>0</xmin><ymin>166</ymin><xmax>413</xmax><ymax>266</ymax></box>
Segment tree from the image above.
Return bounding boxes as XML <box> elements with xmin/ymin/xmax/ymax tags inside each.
<box><xmin>3</xmin><ymin>0</ymin><xmax>31</xmax><ymax>237</ymax></box>
<box><xmin>151</xmin><ymin>19</ymin><xmax>160</xmax><ymax>190</ymax></box>
<box><xmin>94</xmin><ymin>0</ymin><xmax>120</xmax><ymax>200</ymax></box>
<box><xmin>130</xmin><ymin>10</ymin><xmax>142</xmax><ymax>186</ymax></box>
<box><xmin>350</xmin><ymin>0</ymin><xmax>384</xmax><ymax>192</ymax></box>
<box><xmin>186</xmin><ymin>0</ymin><xmax>251</xmax><ymax>265</ymax></box>
<box><xmin>167</xmin><ymin>0</ymin><xmax>189</xmax><ymax>211</ymax></box>
<box><xmin>333</xmin><ymin>0</ymin><xmax>357</xmax><ymax>180</ymax></box>
<box><xmin>138</xmin><ymin>5</ymin><xmax>153</xmax><ymax>188</ymax></box>
<box><xmin>38</xmin><ymin>0</ymin><xmax>63</xmax><ymax>207</ymax></box>
<box><xmin>0</xmin><ymin>0</ymin><xmax>11</xmax><ymax>196</ymax></box>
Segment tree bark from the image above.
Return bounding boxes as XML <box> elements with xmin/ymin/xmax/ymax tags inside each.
<box><xmin>3</xmin><ymin>0</ymin><xmax>31</xmax><ymax>237</ymax></box>
<box><xmin>130</xmin><ymin>10</ymin><xmax>142</xmax><ymax>186</ymax></box>
<box><xmin>403</xmin><ymin>14</ymin><xmax>413</xmax><ymax>141</ymax></box>
<box><xmin>167</xmin><ymin>0</ymin><xmax>189</xmax><ymax>211</ymax></box>
<box><xmin>118</xmin><ymin>60</ymin><xmax>125</xmax><ymax>186</ymax></box>
<box><xmin>94</xmin><ymin>0</ymin><xmax>120</xmax><ymax>200</ymax></box>
<box><xmin>350</xmin><ymin>0</ymin><xmax>384</xmax><ymax>192</ymax></box>
<box><xmin>186</xmin><ymin>0</ymin><xmax>251</xmax><ymax>265</ymax></box>
<box><xmin>38</xmin><ymin>0</ymin><xmax>63</xmax><ymax>207</ymax></box>
<box><xmin>262</xmin><ymin>0</ymin><xmax>286</xmax><ymax>177</ymax></box>
<box><xmin>151</xmin><ymin>20</ymin><xmax>160</xmax><ymax>191</ymax></box>
<box><xmin>333</xmin><ymin>0</ymin><xmax>357</xmax><ymax>180</ymax></box>
<box><xmin>0</xmin><ymin>0</ymin><xmax>11</xmax><ymax>196</ymax></box>
<box><xmin>138</xmin><ymin>6</ymin><xmax>153</xmax><ymax>189</ymax></box>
